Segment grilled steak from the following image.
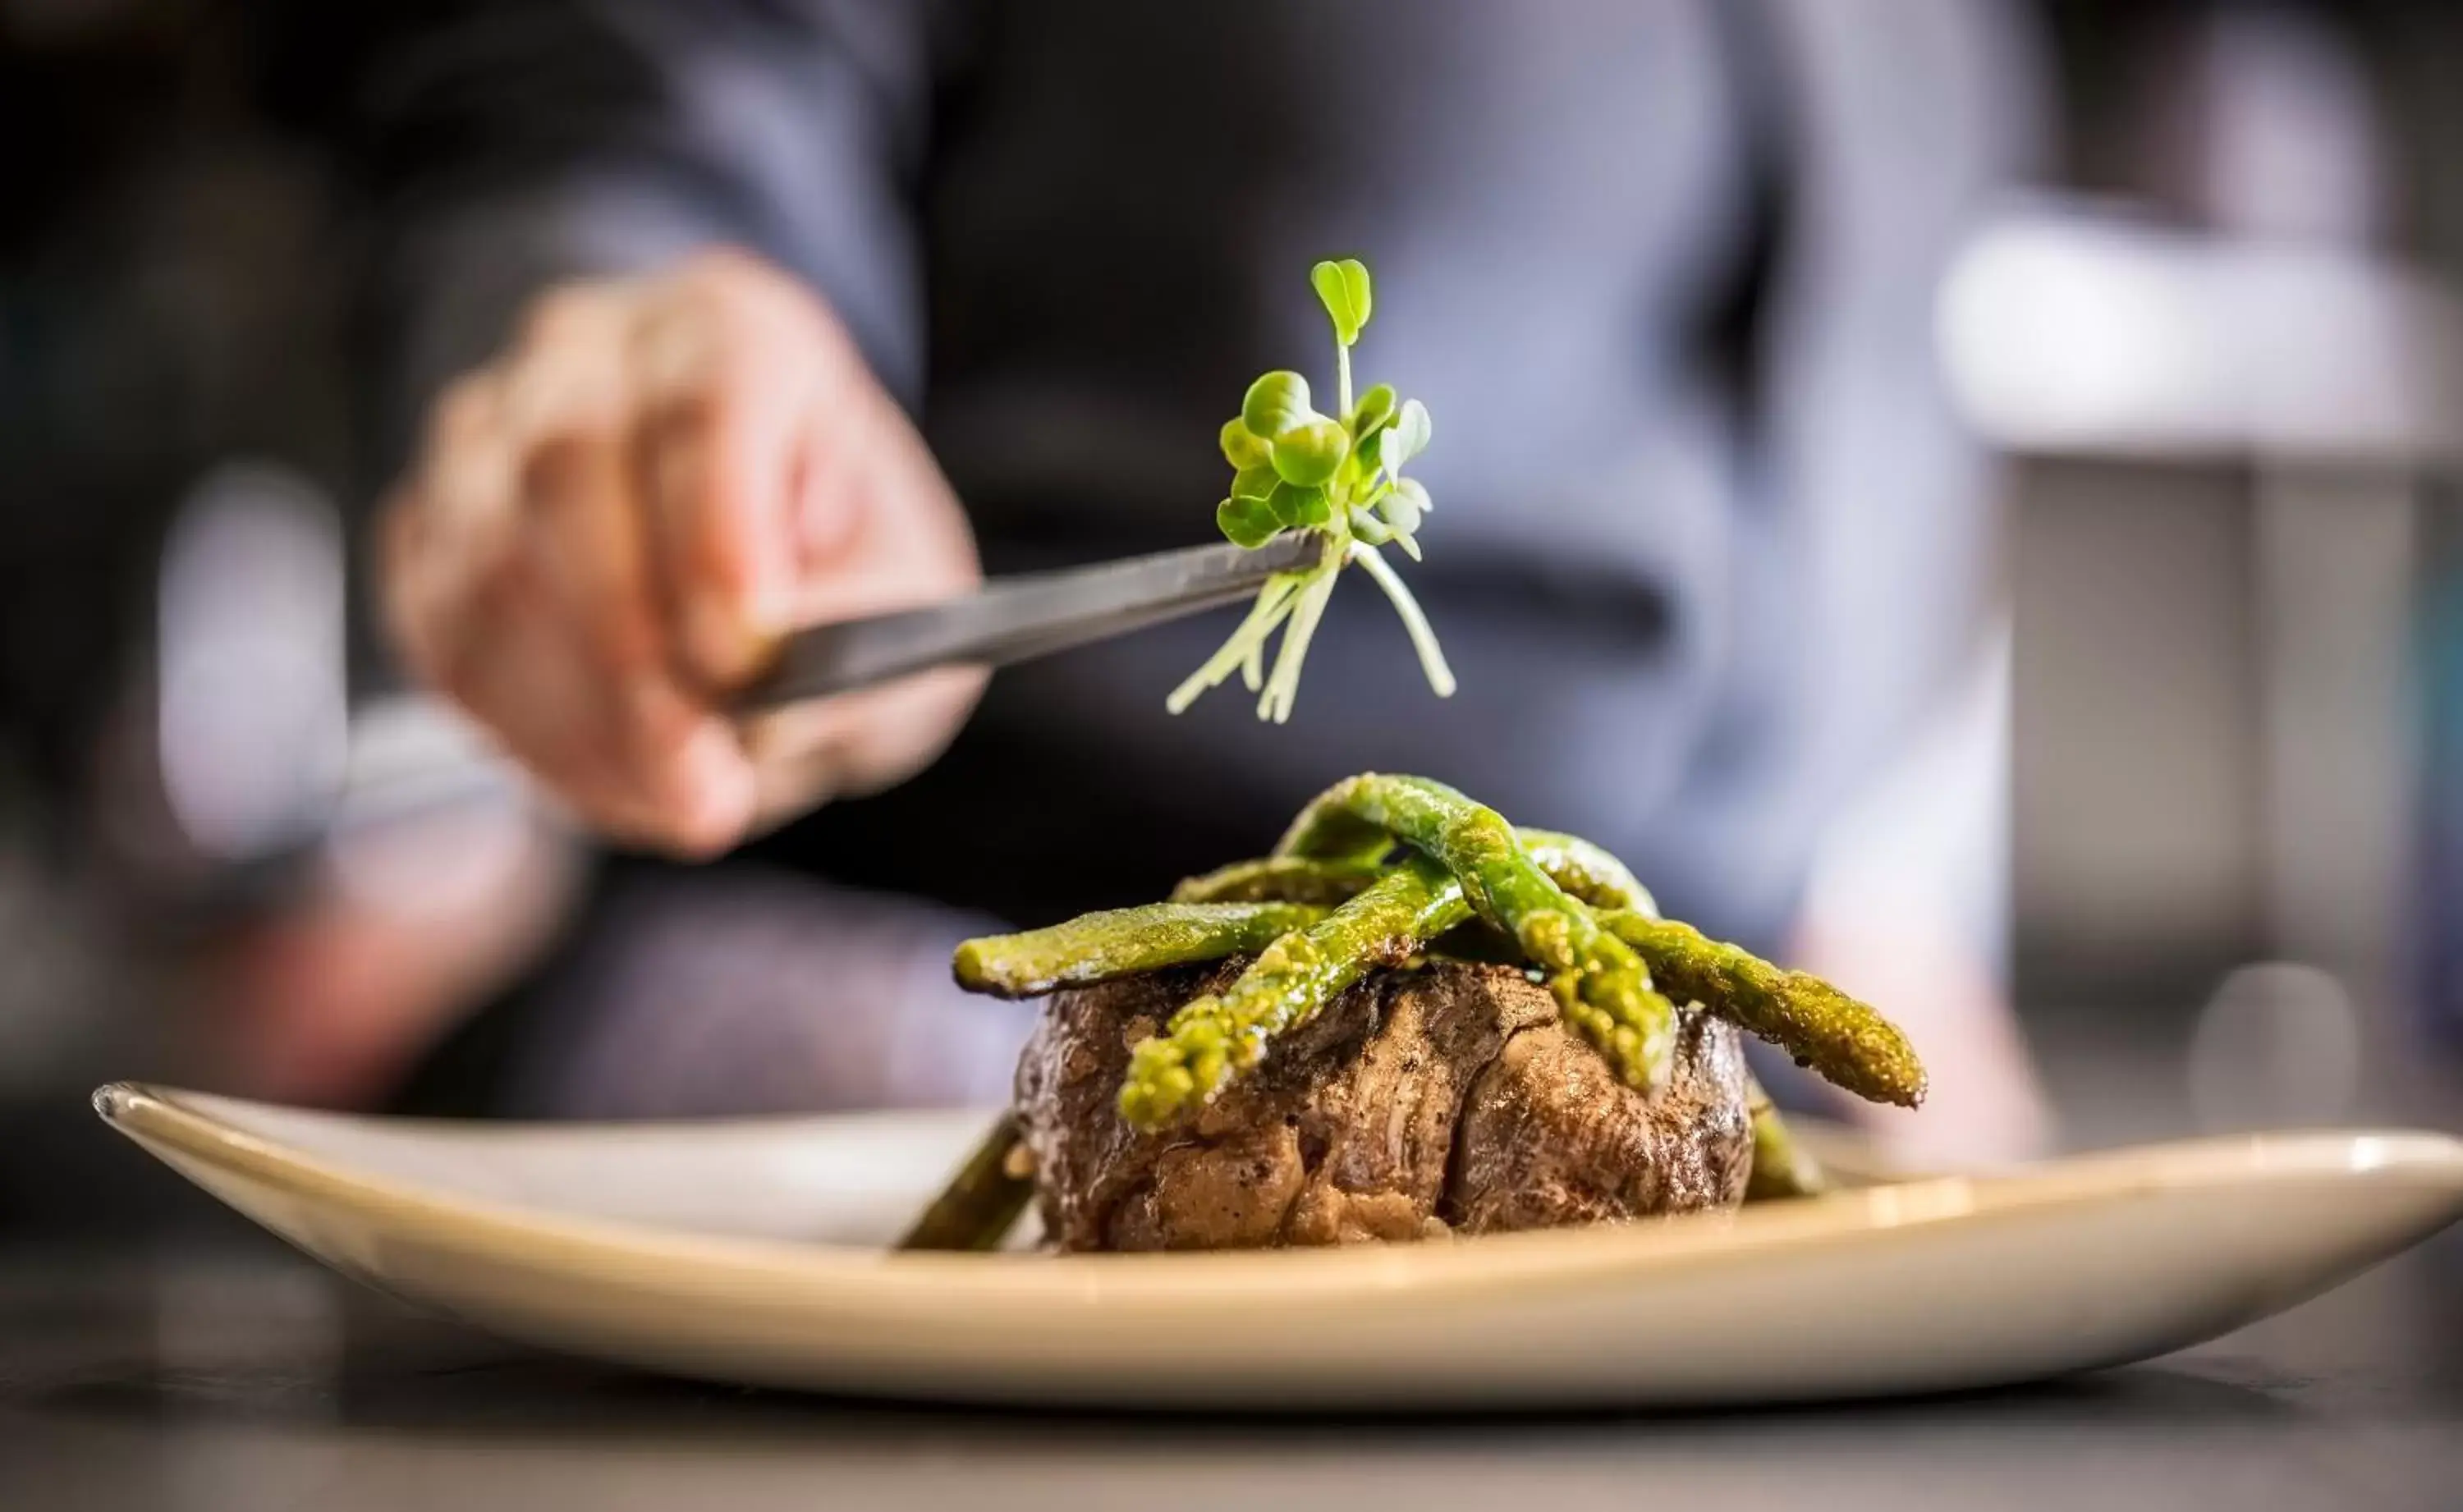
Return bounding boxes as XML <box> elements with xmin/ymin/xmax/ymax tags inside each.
<box><xmin>1012</xmin><ymin>959</ymin><xmax>1754</xmax><ymax>1251</ymax></box>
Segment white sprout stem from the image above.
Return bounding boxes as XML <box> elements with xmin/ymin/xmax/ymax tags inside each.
<box><xmin>1259</xmin><ymin>567</ymin><xmax>1340</xmax><ymax>723</ymax></box>
<box><xmin>1347</xmin><ymin>540</ymin><xmax>1456</xmax><ymax>698</ymax></box>
<box><xmin>1336</xmin><ymin>341</ymin><xmax>1353</xmax><ymax>419</ymax></box>
<box><xmin>1165</xmin><ymin>572</ymin><xmax>1305</xmax><ymax>713</ymax></box>
<box><xmin>1239</xmin><ymin>580</ymin><xmax>1303</xmax><ymax>693</ymax></box>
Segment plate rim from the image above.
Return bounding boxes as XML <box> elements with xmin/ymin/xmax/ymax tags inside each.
<box><xmin>91</xmin><ymin>1080</ymin><xmax>2463</xmax><ymax>1313</ymax></box>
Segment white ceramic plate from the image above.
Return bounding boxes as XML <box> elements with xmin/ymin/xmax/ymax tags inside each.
<box><xmin>95</xmin><ymin>1082</ymin><xmax>2463</xmax><ymax>1409</ymax></box>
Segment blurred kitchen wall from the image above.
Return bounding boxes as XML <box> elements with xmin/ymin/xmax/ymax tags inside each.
<box><xmin>1997</xmin><ymin>1</ymin><xmax>2463</xmax><ymax>1137</ymax></box>
<box><xmin>2</xmin><ymin>0</ymin><xmax>2460</xmax><ymax>1239</ymax></box>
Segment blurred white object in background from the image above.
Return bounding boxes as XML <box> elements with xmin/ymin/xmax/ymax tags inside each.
<box><xmin>1938</xmin><ymin>205</ymin><xmax>2463</xmax><ymax>465</ymax></box>
<box><xmin>154</xmin><ymin>461</ymin><xmax>348</xmax><ymax>861</ymax></box>
<box><xmin>1941</xmin><ymin>0</ymin><xmax>2449</xmax><ymax>470</ymax></box>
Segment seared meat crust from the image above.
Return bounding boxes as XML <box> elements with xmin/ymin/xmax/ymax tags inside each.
<box><xmin>1014</xmin><ymin>960</ymin><xmax>1752</xmax><ymax>1251</ymax></box>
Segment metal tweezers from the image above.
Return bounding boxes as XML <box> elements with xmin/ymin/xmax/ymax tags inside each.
<box><xmin>736</xmin><ymin>533</ymin><xmax>1321</xmax><ymax>712</ymax></box>
<box><xmin>255</xmin><ymin>534</ymin><xmax>1323</xmax><ymax>862</ymax></box>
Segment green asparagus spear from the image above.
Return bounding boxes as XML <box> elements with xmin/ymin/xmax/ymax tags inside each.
<box><xmin>1742</xmin><ymin>1079</ymin><xmax>1829</xmax><ymax>1201</ymax></box>
<box><xmin>1165</xmin><ymin>845</ymin><xmax>1916</xmax><ymax>1106</ymax></box>
<box><xmin>953</xmin><ymin>775</ymin><xmax>1917</xmax><ymax>1153</ymax></box>
<box><xmin>1273</xmin><ymin>774</ymin><xmax>1676</xmax><ymax>1092</ymax></box>
<box><xmin>1177</xmin><ymin>835</ymin><xmax>1658</xmax><ymax>941</ymax></box>
<box><xmin>966</xmin><ymin>818</ymin><xmax>1915</xmax><ymax>1108</ymax></box>
<box><xmin>1515</xmin><ymin>829</ymin><xmax>1658</xmax><ymax>916</ymax></box>
<box><xmin>954</xmin><ymin>901</ymin><xmax>1328</xmax><ymax>999</ymax></box>
<box><xmin>1598</xmin><ymin>911</ymin><xmax>1927</xmax><ymax>1109</ymax></box>
<box><xmin>1171</xmin><ymin>855</ymin><xmax>1389</xmax><ymax>906</ymax></box>
<box><xmin>896</xmin><ymin>1110</ymin><xmax>1038</xmax><ymax>1251</ymax></box>
<box><xmin>1118</xmin><ymin>854</ymin><xmax>1470</xmax><ymax>1129</ymax></box>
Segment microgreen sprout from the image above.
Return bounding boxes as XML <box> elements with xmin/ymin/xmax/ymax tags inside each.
<box><xmin>1167</xmin><ymin>257</ymin><xmax>1455</xmax><ymax>723</ymax></box>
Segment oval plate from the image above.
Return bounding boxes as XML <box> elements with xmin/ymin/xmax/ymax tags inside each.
<box><xmin>94</xmin><ymin>1082</ymin><xmax>2463</xmax><ymax>1409</ymax></box>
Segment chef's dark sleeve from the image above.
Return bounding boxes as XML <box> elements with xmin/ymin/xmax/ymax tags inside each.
<box><xmin>348</xmin><ymin>0</ymin><xmax>938</xmax><ymax>488</ymax></box>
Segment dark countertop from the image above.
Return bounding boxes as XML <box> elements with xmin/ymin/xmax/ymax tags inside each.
<box><xmin>0</xmin><ymin>1228</ymin><xmax>2456</xmax><ymax>1512</ymax></box>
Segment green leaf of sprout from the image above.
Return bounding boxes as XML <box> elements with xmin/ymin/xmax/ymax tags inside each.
<box><xmin>1220</xmin><ymin>418</ymin><xmax>1271</xmax><ymax>470</ymax></box>
<box><xmin>1241</xmin><ymin>370</ymin><xmax>1312</xmax><ymax>438</ymax></box>
<box><xmin>1268</xmin><ymin>479</ymin><xmax>1332</xmax><ymax>529</ymax></box>
<box><xmin>1231</xmin><ymin>462</ymin><xmax>1279</xmax><ymax>502</ymax></box>
<box><xmin>1349</xmin><ymin>383</ymin><xmax>1397</xmax><ymax>438</ymax></box>
<box><xmin>1217</xmin><ymin>494</ymin><xmax>1282</xmax><ymax>548</ymax></box>
<box><xmin>1269</xmin><ymin>416</ymin><xmax>1350</xmax><ymax>487</ymax></box>
<box><xmin>1310</xmin><ymin>259</ymin><xmax>1374</xmax><ymax>346</ymax></box>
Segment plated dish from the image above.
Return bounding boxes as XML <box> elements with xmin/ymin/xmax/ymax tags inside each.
<box><xmin>96</xmin><ymin>1083</ymin><xmax>2463</xmax><ymax>1408</ymax></box>
<box><xmin>910</xmin><ymin>772</ymin><xmax>1920</xmax><ymax>1254</ymax></box>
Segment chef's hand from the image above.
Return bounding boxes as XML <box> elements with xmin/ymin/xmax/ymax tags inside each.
<box><xmin>382</xmin><ymin>249</ymin><xmax>985</xmax><ymax>857</ymax></box>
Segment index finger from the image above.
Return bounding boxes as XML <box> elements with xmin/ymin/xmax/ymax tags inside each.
<box><xmin>630</xmin><ymin>267</ymin><xmax>835</xmax><ymax>691</ymax></box>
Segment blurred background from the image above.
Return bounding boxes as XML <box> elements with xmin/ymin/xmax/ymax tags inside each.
<box><xmin>1</xmin><ymin>0</ymin><xmax>2461</xmax><ymax>1257</ymax></box>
